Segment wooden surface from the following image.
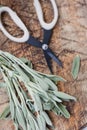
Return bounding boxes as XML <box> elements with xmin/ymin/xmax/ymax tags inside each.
<box><xmin>0</xmin><ymin>0</ymin><xmax>87</xmax><ymax>130</ymax></box>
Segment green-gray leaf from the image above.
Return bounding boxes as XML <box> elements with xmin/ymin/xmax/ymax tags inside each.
<box><xmin>16</xmin><ymin>107</ymin><xmax>27</xmax><ymax>130</ymax></box>
<box><xmin>71</xmin><ymin>55</ymin><xmax>80</xmax><ymax>79</ymax></box>
<box><xmin>0</xmin><ymin>82</ymin><xmax>6</xmax><ymax>88</ymax></box>
<box><xmin>0</xmin><ymin>105</ymin><xmax>10</xmax><ymax>119</ymax></box>
<box><xmin>10</xmin><ymin>98</ymin><xmax>15</xmax><ymax>119</ymax></box>
<box><xmin>53</xmin><ymin>91</ymin><xmax>76</xmax><ymax>101</ymax></box>
<box><xmin>42</xmin><ymin>111</ymin><xmax>53</xmax><ymax>128</ymax></box>
<box><xmin>43</xmin><ymin>102</ymin><xmax>54</xmax><ymax>110</ymax></box>
<box><xmin>57</xmin><ymin>104</ymin><xmax>70</xmax><ymax>118</ymax></box>
<box><xmin>20</xmin><ymin>57</ymin><xmax>33</xmax><ymax>68</ymax></box>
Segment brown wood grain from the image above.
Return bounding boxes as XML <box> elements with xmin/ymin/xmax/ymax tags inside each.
<box><xmin>0</xmin><ymin>0</ymin><xmax>87</xmax><ymax>130</ymax></box>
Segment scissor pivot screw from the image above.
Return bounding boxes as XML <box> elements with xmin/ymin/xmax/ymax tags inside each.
<box><xmin>42</xmin><ymin>44</ymin><xmax>48</xmax><ymax>50</ymax></box>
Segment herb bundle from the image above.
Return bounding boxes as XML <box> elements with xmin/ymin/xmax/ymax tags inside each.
<box><xmin>0</xmin><ymin>50</ymin><xmax>76</xmax><ymax>130</ymax></box>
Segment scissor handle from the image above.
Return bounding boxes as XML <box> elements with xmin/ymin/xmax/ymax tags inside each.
<box><xmin>0</xmin><ymin>7</ymin><xmax>29</xmax><ymax>42</ymax></box>
<box><xmin>34</xmin><ymin>0</ymin><xmax>58</xmax><ymax>30</ymax></box>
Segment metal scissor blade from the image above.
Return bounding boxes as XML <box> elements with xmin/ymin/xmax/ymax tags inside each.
<box><xmin>43</xmin><ymin>51</ymin><xmax>53</xmax><ymax>73</ymax></box>
<box><xmin>43</xmin><ymin>29</ymin><xmax>53</xmax><ymax>45</ymax></box>
<box><xmin>26</xmin><ymin>35</ymin><xmax>42</xmax><ymax>48</ymax></box>
<box><xmin>47</xmin><ymin>48</ymin><xmax>63</xmax><ymax>67</ymax></box>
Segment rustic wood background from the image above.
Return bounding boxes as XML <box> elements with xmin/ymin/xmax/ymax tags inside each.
<box><xmin>0</xmin><ymin>0</ymin><xmax>87</xmax><ymax>130</ymax></box>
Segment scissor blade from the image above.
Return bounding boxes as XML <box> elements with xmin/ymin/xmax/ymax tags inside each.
<box><xmin>26</xmin><ymin>35</ymin><xmax>42</xmax><ymax>48</ymax></box>
<box><xmin>43</xmin><ymin>29</ymin><xmax>53</xmax><ymax>45</ymax></box>
<box><xmin>47</xmin><ymin>48</ymin><xmax>63</xmax><ymax>67</ymax></box>
<box><xmin>43</xmin><ymin>50</ymin><xmax>53</xmax><ymax>73</ymax></box>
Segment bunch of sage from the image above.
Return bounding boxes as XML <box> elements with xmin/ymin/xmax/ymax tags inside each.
<box><xmin>0</xmin><ymin>50</ymin><xmax>76</xmax><ymax>130</ymax></box>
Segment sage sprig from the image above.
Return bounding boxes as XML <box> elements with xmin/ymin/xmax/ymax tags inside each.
<box><xmin>0</xmin><ymin>50</ymin><xmax>76</xmax><ymax>130</ymax></box>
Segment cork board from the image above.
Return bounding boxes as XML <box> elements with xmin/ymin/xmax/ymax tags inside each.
<box><xmin>0</xmin><ymin>0</ymin><xmax>87</xmax><ymax>130</ymax></box>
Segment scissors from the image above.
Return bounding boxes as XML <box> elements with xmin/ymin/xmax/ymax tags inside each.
<box><xmin>0</xmin><ymin>0</ymin><xmax>62</xmax><ymax>73</ymax></box>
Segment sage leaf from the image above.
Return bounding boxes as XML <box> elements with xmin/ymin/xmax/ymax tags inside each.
<box><xmin>52</xmin><ymin>106</ymin><xmax>61</xmax><ymax>115</ymax></box>
<box><xmin>46</xmin><ymin>75</ymin><xmax>66</xmax><ymax>82</ymax></box>
<box><xmin>43</xmin><ymin>102</ymin><xmax>54</xmax><ymax>110</ymax></box>
<box><xmin>28</xmin><ymin>117</ymin><xmax>37</xmax><ymax>130</ymax></box>
<box><xmin>57</xmin><ymin>104</ymin><xmax>70</xmax><ymax>118</ymax></box>
<box><xmin>38</xmin><ymin>72</ymin><xmax>66</xmax><ymax>83</ymax></box>
<box><xmin>26</xmin><ymin>123</ymin><xmax>32</xmax><ymax>130</ymax></box>
<box><xmin>42</xmin><ymin>111</ymin><xmax>53</xmax><ymax>127</ymax></box>
<box><xmin>33</xmin><ymin>93</ymin><xmax>42</xmax><ymax>111</ymax></box>
<box><xmin>39</xmin><ymin>115</ymin><xmax>46</xmax><ymax>130</ymax></box>
<box><xmin>0</xmin><ymin>82</ymin><xmax>6</xmax><ymax>88</ymax></box>
<box><xmin>44</xmin><ymin>78</ymin><xmax>58</xmax><ymax>91</ymax></box>
<box><xmin>0</xmin><ymin>105</ymin><xmax>10</xmax><ymax>119</ymax></box>
<box><xmin>53</xmin><ymin>91</ymin><xmax>76</xmax><ymax>101</ymax></box>
<box><xmin>20</xmin><ymin>57</ymin><xmax>33</xmax><ymax>68</ymax></box>
<box><xmin>71</xmin><ymin>55</ymin><xmax>80</xmax><ymax>79</ymax></box>
<box><xmin>35</xmin><ymin>77</ymin><xmax>49</xmax><ymax>91</ymax></box>
<box><xmin>16</xmin><ymin>107</ymin><xmax>27</xmax><ymax>130</ymax></box>
<box><xmin>10</xmin><ymin>98</ymin><xmax>15</xmax><ymax>119</ymax></box>
<box><xmin>48</xmin><ymin>93</ymin><xmax>62</xmax><ymax>103</ymax></box>
<box><xmin>37</xmin><ymin>115</ymin><xmax>46</xmax><ymax>130</ymax></box>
